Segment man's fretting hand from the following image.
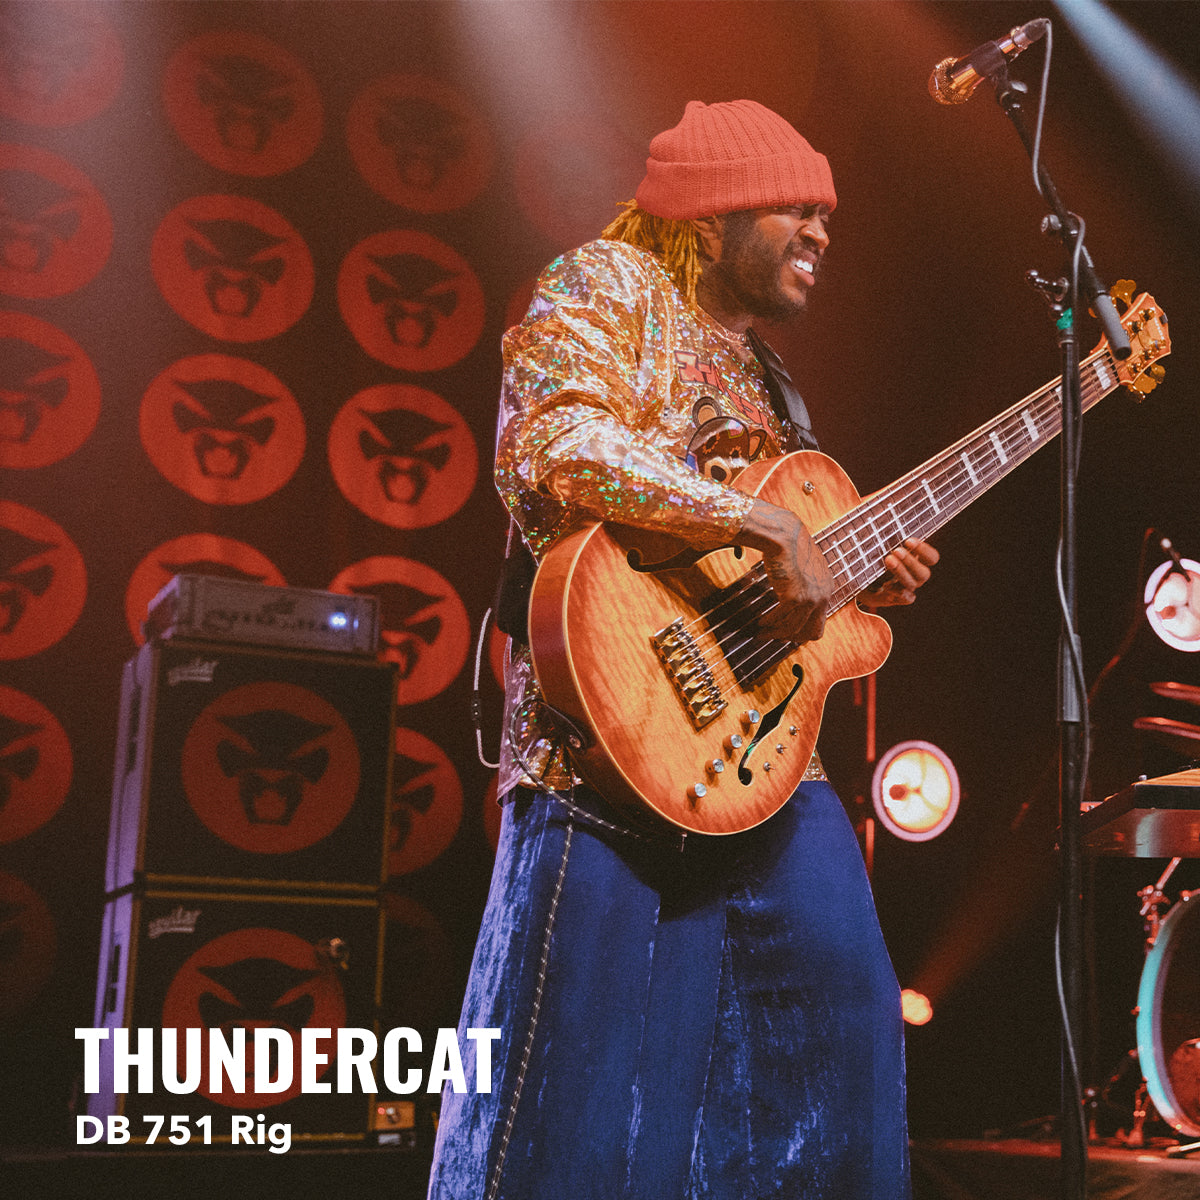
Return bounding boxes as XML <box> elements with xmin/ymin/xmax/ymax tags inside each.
<box><xmin>859</xmin><ymin>538</ymin><xmax>939</xmax><ymax>608</ymax></box>
<box><xmin>738</xmin><ymin>499</ymin><xmax>835</xmax><ymax>643</ymax></box>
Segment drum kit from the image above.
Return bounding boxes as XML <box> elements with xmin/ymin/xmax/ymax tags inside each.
<box><xmin>1084</xmin><ymin>680</ymin><xmax>1200</xmax><ymax>1149</ymax></box>
<box><xmin>1134</xmin><ymin>680</ymin><xmax>1200</xmax><ymax>760</ymax></box>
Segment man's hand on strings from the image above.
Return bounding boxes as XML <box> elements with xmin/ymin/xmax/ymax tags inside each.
<box><xmin>738</xmin><ymin>499</ymin><xmax>836</xmax><ymax>643</ymax></box>
<box><xmin>859</xmin><ymin>538</ymin><xmax>939</xmax><ymax>608</ymax></box>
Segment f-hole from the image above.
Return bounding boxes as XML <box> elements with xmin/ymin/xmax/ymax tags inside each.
<box><xmin>737</xmin><ymin>664</ymin><xmax>804</xmax><ymax>785</ymax></box>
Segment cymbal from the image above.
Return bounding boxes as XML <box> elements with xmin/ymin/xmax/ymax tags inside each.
<box><xmin>1134</xmin><ymin>715</ymin><xmax>1200</xmax><ymax>757</ymax></box>
<box><xmin>1150</xmin><ymin>681</ymin><xmax>1200</xmax><ymax>706</ymax></box>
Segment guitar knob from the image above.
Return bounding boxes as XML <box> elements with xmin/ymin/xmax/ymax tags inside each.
<box><xmin>687</xmin><ymin>782</ymin><xmax>708</xmax><ymax>802</ymax></box>
<box><xmin>741</xmin><ymin>710</ymin><xmax>761</xmax><ymax>728</ymax></box>
<box><xmin>706</xmin><ymin>759</ymin><xmax>725</xmax><ymax>778</ymax></box>
<box><xmin>723</xmin><ymin>733</ymin><xmax>744</xmax><ymax>753</ymax></box>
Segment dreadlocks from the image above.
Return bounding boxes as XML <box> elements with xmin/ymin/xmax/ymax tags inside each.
<box><xmin>600</xmin><ymin>200</ymin><xmax>706</xmax><ymax>307</ymax></box>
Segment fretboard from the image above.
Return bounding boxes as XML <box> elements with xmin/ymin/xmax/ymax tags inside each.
<box><xmin>819</xmin><ymin>346</ymin><xmax>1123</xmax><ymax>610</ymax></box>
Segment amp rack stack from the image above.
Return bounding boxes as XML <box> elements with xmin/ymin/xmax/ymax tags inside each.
<box><xmin>88</xmin><ymin>576</ymin><xmax>399</xmax><ymax>1147</ymax></box>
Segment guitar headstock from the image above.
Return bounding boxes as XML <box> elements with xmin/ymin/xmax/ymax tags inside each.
<box><xmin>1103</xmin><ymin>280</ymin><xmax>1171</xmax><ymax>398</ymax></box>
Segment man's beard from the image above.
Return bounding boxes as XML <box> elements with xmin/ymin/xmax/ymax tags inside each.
<box><xmin>704</xmin><ymin>210</ymin><xmax>809</xmax><ymax>324</ymax></box>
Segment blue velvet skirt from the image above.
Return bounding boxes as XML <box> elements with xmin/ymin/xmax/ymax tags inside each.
<box><xmin>427</xmin><ymin>781</ymin><xmax>910</xmax><ymax>1200</ymax></box>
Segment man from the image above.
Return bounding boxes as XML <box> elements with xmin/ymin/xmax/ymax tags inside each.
<box><xmin>428</xmin><ymin>99</ymin><xmax>937</xmax><ymax>1200</ymax></box>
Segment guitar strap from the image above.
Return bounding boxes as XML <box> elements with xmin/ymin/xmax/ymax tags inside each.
<box><xmin>745</xmin><ymin>327</ymin><xmax>820</xmax><ymax>452</ymax></box>
<box><xmin>494</xmin><ymin>519</ymin><xmax>536</xmax><ymax>644</ymax></box>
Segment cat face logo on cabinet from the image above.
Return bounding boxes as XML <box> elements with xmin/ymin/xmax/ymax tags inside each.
<box><xmin>161</xmin><ymin>927</ymin><xmax>345</xmax><ymax>1107</ymax></box>
<box><xmin>181</xmin><ymin>682</ymin><xmax>361</xmax><ymax>855</ymax></box>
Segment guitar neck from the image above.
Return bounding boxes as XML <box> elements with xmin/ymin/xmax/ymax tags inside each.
<box><xmin>820</xmin><ymin>345</ymin><xmax>1123</xmax><ymax>609</ymax></box>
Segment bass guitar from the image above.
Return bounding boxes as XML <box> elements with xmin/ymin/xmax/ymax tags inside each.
<box><xmin>528</xmin><ymin>287</ymin><xmax>1170</xmax><ymax>834</ymax></box>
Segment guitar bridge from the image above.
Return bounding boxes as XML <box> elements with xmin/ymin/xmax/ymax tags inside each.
<box><xmin>652</xmin><ymin>618</ymin><xmax>726</xmax><ymax>729</ymax></box>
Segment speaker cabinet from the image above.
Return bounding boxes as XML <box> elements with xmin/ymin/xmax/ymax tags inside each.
<box><xmin>106</xmin><ymin>639</ymin><xmax>396</xmax><ymax>893</ymax></box>
<box><xmin>87</xmin><ymin>888</ymin><xmax>383</xmax><ymax>1142</ymax></box>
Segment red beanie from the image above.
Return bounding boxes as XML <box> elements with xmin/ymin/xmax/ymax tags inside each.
<box><xmin>635</xmin><ymin>99</ymin><xmax>836</xmax><ymax>219</ymax></box>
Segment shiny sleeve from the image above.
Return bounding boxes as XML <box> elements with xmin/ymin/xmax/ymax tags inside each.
<box><xmin>495</xmin><ymin>242</ymin><xmax>755</xmax><ymax>551</ymax></box>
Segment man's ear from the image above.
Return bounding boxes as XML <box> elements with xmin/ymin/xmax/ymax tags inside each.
<box><xmin>689</xmin><ymin>215</ymin><xmax>723</xmax><ymax>261</ymax></box>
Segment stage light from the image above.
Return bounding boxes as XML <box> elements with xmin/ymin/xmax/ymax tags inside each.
<box><xmin>901</xmin><ymin>988</ymin><xmax>933</xmax><ymax>1026</ymax></box>
<box><xmin>1144</xmin><ymin>557</ymin><xmax>1200</xmax><ymax>652</ymax></box>
<box><xmin>1052</xmin><ymin>0</ymin><xmax>1200</xmax><ymax>208</ymax></box>
<box><xmin>871</xmin><ymin>740</ymin><xmax>960</xmax><ymax>842</ymax></box>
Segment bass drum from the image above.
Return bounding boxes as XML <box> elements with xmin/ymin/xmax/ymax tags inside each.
<box><xmin>1137</xmin><ymin>890</ymin><xmax>1200</xmax><ymax>1137</ymax></box>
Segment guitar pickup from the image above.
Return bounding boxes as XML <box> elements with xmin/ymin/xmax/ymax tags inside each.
<box><xmin>652</xmin><ymin>619</ymin><xmax>726</xmax><ymax>729</ymax></box>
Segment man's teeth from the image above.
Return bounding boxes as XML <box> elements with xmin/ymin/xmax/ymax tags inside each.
<box><xmin>793</xmin><ymin>259</ymin><xmax>814</xmax><ymax>277</ymax></box>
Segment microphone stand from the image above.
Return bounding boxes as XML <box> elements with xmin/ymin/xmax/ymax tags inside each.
<box><xmin>978</xmin><ymin>59</ymin><xmax>1132</xmax><ymax>1200</ymax></box>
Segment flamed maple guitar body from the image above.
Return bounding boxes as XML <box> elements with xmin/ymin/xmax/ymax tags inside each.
<box><xmin>528</xmin><ymin>289</ymin><xmax>1169</xmax><ymax>835</ymax></box>
<box><xmin>529</xmin><ymin>452</ymin><xmax>891</xmax><ymax>836</ymax></box>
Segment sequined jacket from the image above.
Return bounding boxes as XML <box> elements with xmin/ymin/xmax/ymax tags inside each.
<box><xmin>495</xmin><ymin>238</ymin><xmax>796</xmax><ymax>794</ymax></box>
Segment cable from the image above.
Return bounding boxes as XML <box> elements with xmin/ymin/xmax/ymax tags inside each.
<box><xmin>1031</xmin><ymin>20</ymin><xmax>1054</xmax><ymax>199</ymax></box>
<box><xmin>1056</xmin><ymin>904</ymin><xmax>1091</xmax><ymax>1157</ymax></box>
<box><xmin>471</xmin><ymin>605</ymin><xmax>501</xmax><ymax>769</ymax></box>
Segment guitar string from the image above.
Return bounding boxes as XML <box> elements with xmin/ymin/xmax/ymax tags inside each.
<box><xmin>763</xmin><ymin>365</ymin><xmax>1112</xmax><ymax>664</ymax></box>
<box><xmin>718</xmin><ymin>372</ymin><xmax>1100</xmax><ymax>684</ymax></box>
<box><xmin>689</xmin><ymin>363</ymin><xmax>1109</xmax><ymax>641</ymax></box>
<box><xmin>686</xmin><ymin>367</ymin><xmax>1114</xmax><ymax>692</ymax></box>
<box><xmin>709</xmin><ymin>386</ymin><xmax>1101</xmax><ymax>688</ymax></box>
<box><xmin>821</xmin><ymin>365</ymin><xmax>1111</xmax><ymax>594</ymax></box>
<box><xmin>703</xmin><ymin>371</ymin><xmax>1112</xmax><ymax>691</ymax></box>
<box><xmin>675</xmin><ymin>357</ymin><xmax>1119</xmax><ymax>699</ymax></box>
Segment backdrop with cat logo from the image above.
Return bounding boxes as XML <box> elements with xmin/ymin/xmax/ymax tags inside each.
<box><xmin>0</xmin><ymin>2</ymin><xmax>529</xmax><ymax>1144</ymax></box>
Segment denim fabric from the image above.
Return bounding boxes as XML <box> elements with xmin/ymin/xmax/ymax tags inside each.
<box><xmin>427</xmin><ymin>782</ymin><xmax>910</xmax><ymax>1200</ymax></box>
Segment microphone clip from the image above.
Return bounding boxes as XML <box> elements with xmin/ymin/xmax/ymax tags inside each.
<box><xmin>1025</xmin><ymin>269</ymin><xmax>1070</xmax><ymax>310</ymax></box>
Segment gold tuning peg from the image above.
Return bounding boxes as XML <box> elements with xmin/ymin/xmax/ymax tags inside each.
<box><xmin>1110</xmin><ymin>279</ymin><xmax>1137</xmax><ymax>308</ymax></box>
<box><xmin>1127</xmin><ymin>364</ymin><xmax>1165</xmax><ymax>398</ymax></box>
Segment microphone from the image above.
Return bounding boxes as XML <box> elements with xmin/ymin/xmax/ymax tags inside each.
<box><xmin>929</xmin><ymin>18</ymin><xmax>1050</xmax><ymax>106</ymax></box>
